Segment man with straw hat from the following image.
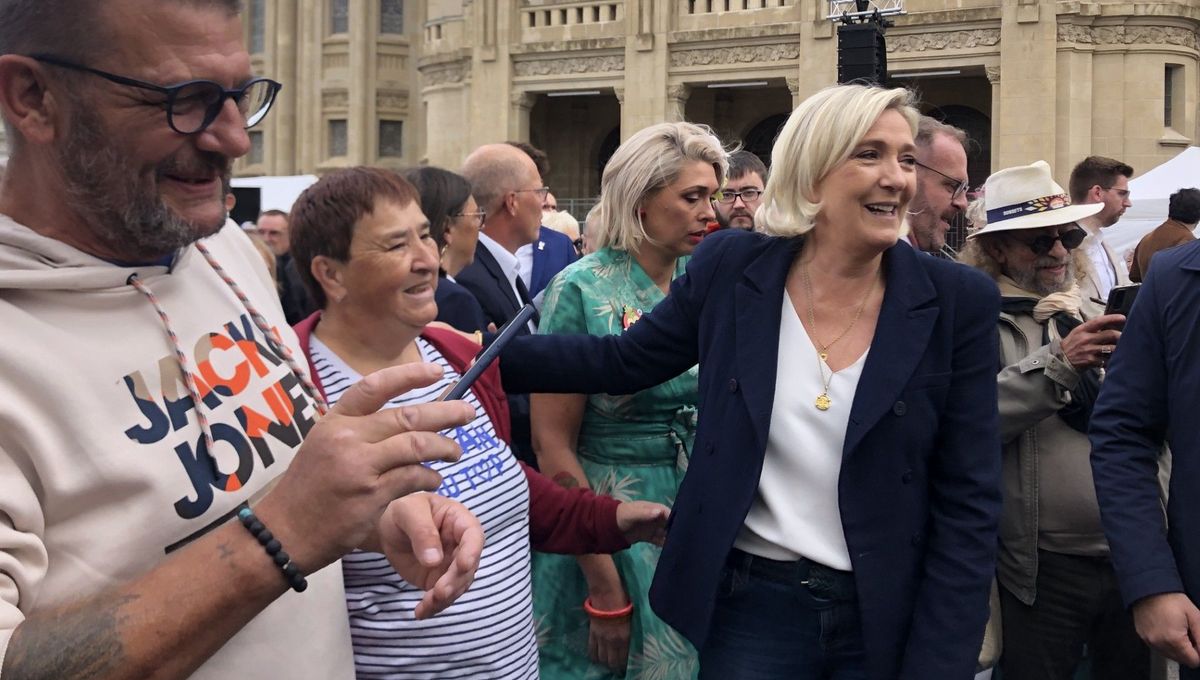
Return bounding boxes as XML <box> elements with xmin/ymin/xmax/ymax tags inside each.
<box><xmin>959</xmin><ymin>160</ymin><xmax>1148</xmax><ymax>679</ymax></box>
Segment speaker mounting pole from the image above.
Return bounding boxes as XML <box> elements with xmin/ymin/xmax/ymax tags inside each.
<box><xmin>828</xmin><ymin>0</ymin><xmax>904</xmax><ymax>85</ymax></box>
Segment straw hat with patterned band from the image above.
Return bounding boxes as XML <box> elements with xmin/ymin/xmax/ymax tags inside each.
<box><xmin>968</xmin><ymin>160</ymin><xmax>1103</xmax><ymax>238</ymax></box>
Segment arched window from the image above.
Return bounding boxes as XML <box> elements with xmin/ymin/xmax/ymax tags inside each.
<box><xmin>249</xmin><ymin>0</ymin><xmax>265</xmax><ymax>53</ymax></box>
<box><xmin>330</xmin><ymin>0</ymin><xmax>349</xmax><ymax>34</ymax></box>
<box><xmin>381</xmin><ymin>0</ymin><xmax>404</xmax><ymax>34</ymax></box>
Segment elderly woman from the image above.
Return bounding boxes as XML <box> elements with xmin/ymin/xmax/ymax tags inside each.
<box><xmin>286</xmin><ymin>167</ymin><xmax>670</xmax><ymax>679</ymax></box>
<box><xmin>531</xmin><ymin>122</ymin><xmax>725</xmax><ymax>680</ymax></box>
<box><xmin>402</xmin><ymin>165</ymin><xmax>488</xmax><ymax>334</ymax></box>
<box><xmin>497</xmin><ymin>84</ymin><xmax>1003</xmax><ymax>679</ymax></box>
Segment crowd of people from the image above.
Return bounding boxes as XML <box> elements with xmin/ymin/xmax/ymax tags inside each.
<box><xmin>2</xmin><ymin>1</ymin><xmax>1200</xmax><ymax>680</ymax></box>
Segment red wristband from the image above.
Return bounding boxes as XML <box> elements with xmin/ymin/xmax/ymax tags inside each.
<box><xmin>583</xmin><ymin>596</ymin><xmax>634</xmax><ymax>619</ymax></box>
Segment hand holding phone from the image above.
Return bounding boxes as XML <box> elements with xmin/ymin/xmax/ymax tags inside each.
<box><xmin>441</xmin><ymin>305</ymin><xmax>537</xmax><ymax>401</ymax></box>
<box><xmin>1104</xmin><ymin>284</ymin><xmax>1141</xmax><ymax>317</ymax></box>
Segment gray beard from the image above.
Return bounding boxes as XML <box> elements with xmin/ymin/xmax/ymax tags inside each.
<box><xmin>1007</xmin><ymin>260</ymin><xmax>1076</xmax><ymax>298</ymax></box>
<box><xmin>57</xmin><ymin>102</ymin><xmax>229</xmax><ymax>261</ymax></box>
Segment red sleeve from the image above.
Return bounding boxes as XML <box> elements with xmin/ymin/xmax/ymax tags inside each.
<box><xmin>521</xmin><ymin>462</ymin><xmax>629</xmax><ymax>554</ymax></box>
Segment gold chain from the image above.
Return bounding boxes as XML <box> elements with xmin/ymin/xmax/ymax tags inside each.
<box><xmin>801</xmin><ymin>262</ymin><xmax>879</xmax><ymax>411</ymax></box>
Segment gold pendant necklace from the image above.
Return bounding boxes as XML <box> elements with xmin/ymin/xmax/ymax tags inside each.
<box><xmin>801</xmin><ymin>262</ymin><xmax>878</xmax><ymax>411</ymax></box>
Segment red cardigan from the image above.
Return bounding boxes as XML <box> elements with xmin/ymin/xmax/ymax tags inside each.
<box><xmin>293</xmin><ymin>312</ymin><xmax>628</xmax><ymax>555</ymax></box>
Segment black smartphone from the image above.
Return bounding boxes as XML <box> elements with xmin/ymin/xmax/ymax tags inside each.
<box><xmin>1104</xmin><ymin>284</ymin><xmax>1141</xmax><ymax>317</ymax></box>
<box><xmin>441</xmin><ymin>304</ymin><xmax>537</xmax><ymax>401</ymax></box>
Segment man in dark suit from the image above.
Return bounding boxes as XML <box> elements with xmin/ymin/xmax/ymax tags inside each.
<box><xmin>507</xmin><ymin>142</ymin><xmax>578</xmax><ymax>300</ymax></box>
<box><xmin>458</xmin><ymin>143</ymin><xmax>547</xmax><ymax>465</ymax></box>
<box><xmin>1091</xmin><ymin>238</ymin><xmax>1200</xmax><ymax>678</ymax></box>
<box><xmin>1129</xmin><ymin>187</ymin><xmax>1200</xmax><ymax>282</ymax></box>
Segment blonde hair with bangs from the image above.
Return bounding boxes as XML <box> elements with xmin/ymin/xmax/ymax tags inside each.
<box><xmin>757</xmin><ymin>84</ymin><xmax>920</xmax><ymax>237</ymax></box>
<box><xmin>593</xmin><ymin>122</ymin><xmax>728</xmax><ymax>252</ymax></box>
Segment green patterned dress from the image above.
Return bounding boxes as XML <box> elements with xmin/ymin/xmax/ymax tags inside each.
<box><xmin>532</xmin><ymin>247</ymin><xmax>700</xmax><ymax>680</ymax></box>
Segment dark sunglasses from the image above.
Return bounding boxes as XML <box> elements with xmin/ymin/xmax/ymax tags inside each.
<box><xmin>30</xmin><ymin>54</ymin><xmax>282</xmax><ymax>135</ymax></box>
<box><xmin>1006</xmin><ymin>227</ymin><xmax>1087</xmax><ymax>256</ymax></box>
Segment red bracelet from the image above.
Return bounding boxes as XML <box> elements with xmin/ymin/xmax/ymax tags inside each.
<box><xmin>583</xmin><ymin>596</ymin><xmax>634</xmax><ymax>620</ymax></box>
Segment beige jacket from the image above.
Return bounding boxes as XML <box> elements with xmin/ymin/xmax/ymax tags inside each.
<box><xmin>995</xmin><ymin>305</ymin><xmax>1092</xmax><ymax>605</ymax></box>
<box><xmin>1077</xmin><ymin>230</ymin><xmax>1132</xmax><ymax>319</ymax></box>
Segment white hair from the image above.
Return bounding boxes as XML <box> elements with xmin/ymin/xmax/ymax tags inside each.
<box><xmin>757</xmin><ymin>84</ymin><xmax>920</xmax><ymax>238</ymax></box>
<box><xmin>593</xmin><ymin>122</ymin><xmax>728</xmax><ymax>252</ymax></box>
<box><xmin>542</xmin><ymin>209</ymin><xmax>580</xmax><ymax>241</ymax></box>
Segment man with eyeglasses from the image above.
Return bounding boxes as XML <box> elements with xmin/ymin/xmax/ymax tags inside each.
<box><xmin>905</xmin><ymin>116</ymin><xmax>970</xmax><ymax>256</ymax></box>
<box><xmin>0</xmin><ymin>1</ymin><xmax>484</xmax><ymax>679</ymax></box>
<box><xmin>961</xmin><ymin>160</ymin><xmax>1148</xmax><ymax>680</ymax></box>
<box><xmin>459</xmin><ymin>143</ymin><xmax>549</xmax><ymax>467</ymax></box>
<box><xmin>1069</xmin><ymin>155</ymin><xmax>1135</xmax><ymax>318</ymax></box>
<box><xmin>714</xmin><ymin>150</ymin><xmax>766</xmax><ymax>230</ymax></box>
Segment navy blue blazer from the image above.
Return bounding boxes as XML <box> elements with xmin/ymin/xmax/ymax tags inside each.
<box><xmin>455</xmin><ymin>242</ymin><xmax>523</xmax><ymax>330</ymax></box>
<box><xmin>500</xmin><ymin>229</ymin><xmax>1002</xmax><ymax>679</ymax></box>
<box><xmin>1091</xmin><ymin>240</ymin><xmax>1200</xmax><ymax>667</ymax></box>
<box><xmin>529</xmin><ymin>226</ymin><xmax>578</xmax><ymax>298</ymax></box>
<box><xmin>434</xmin><ymin>274</ymin><xmax>488</xmax><ymax>334</ymax></box>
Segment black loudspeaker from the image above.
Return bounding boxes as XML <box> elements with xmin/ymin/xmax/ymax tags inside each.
<box><xmin>230</xmin><ymin>186</ymin><xmax>261</xmax><ymax>227</ymax></box>
<box><xmin>837</xmin><ymin>23</ymin><xmax>888</xmax><ymax>85</ymax></box>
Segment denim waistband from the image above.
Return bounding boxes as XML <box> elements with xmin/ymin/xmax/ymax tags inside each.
<box><xmin>727</xmin><ymin>547</ymin><xmax>858</xmax><ymax>601</ymax></box>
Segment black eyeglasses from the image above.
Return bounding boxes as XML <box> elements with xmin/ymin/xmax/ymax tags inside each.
<box><xmin>913</xmin><ymin>159</ymin><xmax>969</xmax><ymax>200</ymax></box>
<box><xmin>31</xmin><ymin>54</ymin><xmax>282</xmax><ymax>135</ymax></box>
<box><xmin>716</xmin><ymin>188</ymin><xmax>763</xmax><ymax>205</ymax></box>
<box><xmin>1006</xmin><ymin>227</ymin><xmax>1087</xmax><ymax>256</ymax></box>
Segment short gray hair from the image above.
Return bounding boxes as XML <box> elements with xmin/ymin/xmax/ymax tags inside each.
<box><xmin>757</xmin><ymin>84</ymin><xmax>919</xmax><ymax>238</ymax></box>
<box><xmin>916</xmin><ymin>115</ymin><xmax>967</xmax><ymax>152</ymax></box>
<box><xmin>461</xmin><ymin>145</ymin><xmax>535</xmax><ymax>214</ymax></box>
<box><xmin>593</xmin><ymin>121</ymin><xmax>728</xmax><ymax>252</ymax></box>
<box><xmin>0</xmin><ymin>0</ymin><xmax>242</xmax><ymax>57</ymax></box>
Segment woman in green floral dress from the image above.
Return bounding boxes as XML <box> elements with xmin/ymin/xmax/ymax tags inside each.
<box><xmin>529</xmin><ymin>121</ymin><xmax>728</xmax><ymax>680</ymax></box>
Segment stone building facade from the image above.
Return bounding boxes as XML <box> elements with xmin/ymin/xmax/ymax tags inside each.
<box><xmin>241</xmin><ymin>0</ymin><xmax>1199</xmax><ymax>197</ymax></box>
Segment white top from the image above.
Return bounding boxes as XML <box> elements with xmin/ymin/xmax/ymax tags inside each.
<box><xmin>310</xmin><ymin>335</ymin><xmax>538</xmax><ymax>680</ymax></box>
<box><xmin>734</xmin><ymin>291</ymin><xmax>868</xmax><ymax>571</ymax></box>
<box><xmin>515</xmin><ymin>241</ymin><xmax>534</xmax><ymax>289</ymax></box>
<box><xmin>1082</xmin><ymin>225</ymin><xmax>1117</xmax><ymax>298</ymax></box>
<box><xmin>480</xmin><ymin>232</ymin><xmax>537</xmax><ymax>330</ymax></box>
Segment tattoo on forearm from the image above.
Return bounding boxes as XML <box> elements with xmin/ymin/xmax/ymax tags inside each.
<box><xmin>4</xmin><ymin>592</ymin><xmax>138</xmax><ymax>680</ymax></box>
<box><xmin>217</xmin><ymin>540</ymin><xmax>235</xmax><ymax>560</ymax></box>
<box><xmin>552</xmin><ymin>472</ymin><xmax>581</xmax><ymax>489</ymax></box>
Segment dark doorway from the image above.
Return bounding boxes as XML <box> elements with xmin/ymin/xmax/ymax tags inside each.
<box><xmin>743</xmin><ymin>114</ymin><xmax>789</xmax><ymax>171</ymax></box>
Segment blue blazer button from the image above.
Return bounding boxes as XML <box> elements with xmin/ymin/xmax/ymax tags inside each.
<box><xmin>893</xmin><ymin>400</ymin><xmax>907</xmax><ymax>416</ymax></box>
<box><xmin>728</xmin><ymin>378</ymin><xmax>739</xmax><ymax>392</ymax></box>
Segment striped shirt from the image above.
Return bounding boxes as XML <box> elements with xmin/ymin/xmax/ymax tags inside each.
<box><xmin>310</xmin><ymin>335</ymin><xmax>537</xmax><ymax>680</ymax></box>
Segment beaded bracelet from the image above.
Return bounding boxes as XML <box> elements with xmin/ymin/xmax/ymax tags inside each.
<box><xmin>583</xmin><ymin>596</ymin><xmax>634</xmax><ymax>620</ymax></box>
<box><xmin>237</xmin><ymin>507</ymin><xmax>308</xmax><ymax>593</ymax></box>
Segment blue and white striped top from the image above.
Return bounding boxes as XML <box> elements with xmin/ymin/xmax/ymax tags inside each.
<box><xmin>309</xmin><ymin>335</ymin><xmax>537</xmax><ymax>680</ymax></box>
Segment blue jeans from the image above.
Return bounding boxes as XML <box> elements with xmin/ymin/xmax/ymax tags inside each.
<box><xmin>698</xmin><ymin>549</ymin><xmax>868</xmax><ymax>680</ymax></box>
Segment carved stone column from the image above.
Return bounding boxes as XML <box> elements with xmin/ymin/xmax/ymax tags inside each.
<box><xmin>986</xmin><ymin>66</ymin><xmax>1000</xmax><ymax>173</ymax></box>
<box><xmin>509</xmin><ymin>91</ymin><xmax>535</xmax><ymax>141</ymax></box>
<box><xmin>666</xmin><ymin>83</ymin><xmax>690</xmax><ymax>123</ymax></box>
<box><xmin>786</xmin><ymin>76</ymin><xmax>801</xmax><ymax>109</ymax></box>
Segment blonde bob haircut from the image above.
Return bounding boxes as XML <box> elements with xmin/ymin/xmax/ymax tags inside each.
<box><xmin>757</xmin><ymin>84</ymin><xmax>920</xmax><ymax>238</ymax></box>
<box><xmin>593</xmin><ymin>122</ymin><xmax>728</xmax><ymax>252</ymax></box>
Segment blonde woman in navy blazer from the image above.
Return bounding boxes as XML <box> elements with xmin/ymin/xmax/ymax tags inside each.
<box><xmin>499</xmin><ymin>84</ymin><xmax>1002</xmax><ymax>679</ymax></box>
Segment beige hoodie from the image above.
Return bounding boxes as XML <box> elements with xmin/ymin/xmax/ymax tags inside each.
<box><xmin>0</xmin><ymin>217</ymin><xmax>353</xmax><ymax>678</ymax></box>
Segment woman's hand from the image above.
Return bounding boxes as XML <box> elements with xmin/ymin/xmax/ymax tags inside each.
<box><xmin>375</xmin><ymin>492</ymin><xmax>486</xmax><ymax>619</ymax></box>
<box><xmin>616</xmin><ymin>501</ymin><xmax>671</xmax><ymax>546</ymax></box>
<box><xmin>587</xmin><ymin>589</ymin><xmax>633</xmax><ymax>676</ymax></box>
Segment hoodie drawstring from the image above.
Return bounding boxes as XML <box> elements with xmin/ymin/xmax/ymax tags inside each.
<box><xmin>194</xmin><ymin>241</ymin><xmax>328</xmax><ymax>415</ymax></box>
<box><xmin>127</xmin><ymin>271</ymin><xmax>219</xmax><ymax>454</ymax></box>
<box><xmin>127</xmin><ymin>243</ymin><xmax>330</xmax><ymax>457</ymax></box>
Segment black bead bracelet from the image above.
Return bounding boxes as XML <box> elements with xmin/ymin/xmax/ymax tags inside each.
<box><xmin>237</xmin><ymin>507</ymin><xmax>308</xmax><ymax>593</ymax></box>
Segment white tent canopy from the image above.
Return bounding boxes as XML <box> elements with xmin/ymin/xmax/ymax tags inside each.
<box><xmin>231</xmin><ymin>175</ymin><xmax>318</xmax><ymax>213</ymax></box>
<box><xmin>1105</xmin><ymin>146</ymin><xmax>1200</xmax><ymax>259</ymax></box>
